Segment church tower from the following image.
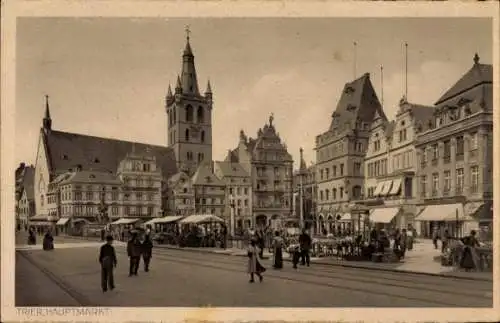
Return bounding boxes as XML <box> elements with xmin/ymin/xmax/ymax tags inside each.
<box><xmin>165</xmin><ymin>27</ymin><xmax>213</xmax><ymax>175</ymax></box>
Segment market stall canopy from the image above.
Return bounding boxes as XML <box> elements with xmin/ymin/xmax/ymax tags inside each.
<box><xmin>29</xmin><ymin>215</ymin><xmax>48</xmax><ymax>221</ymax></box>
<box><xmin>369</xmin><ymin>207</ymin><xmax>400</xmax><ymax>223</ymax></box>
<box><xmin>179</xmin><ymin>214</ymin><xmax>225</xmax><ymax>224</ymax></box>
<box><xmin>145</xmin><ymin>216</ymin><xmax>183</xmax><ymax>225</ymax></box>
<box><xmin>56</xmin><ymin>217</ymin><xmax>70</xmax><ymax>226</ymax></box>
<box><xmin>111</xmin><ymin>218</ymin><xmax>139</xmax><ymax>225</ymax></box>
<box><xmin>416</xmin><ymin>204</ymin><xmax>466</xmax><ymax>222</ymax></box>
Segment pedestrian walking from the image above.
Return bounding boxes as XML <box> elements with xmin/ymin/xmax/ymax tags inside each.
<box><xmin>432</xmin><ymin>228</ymin><xmax>439</xmax><ymax>249</ymax></box>
<box><xmin>459</xmin><ymin>230</ymin><xmax>481</xmax><ymax>272</ymax></box>
<box><xmin>247</xmin><ymin>238</ymin><xmax>266</xmax><ymax>283</ymax></box>
<box><xmin>400</xmin><ymin>229</ymin><xmax>408</xmax><ymax>259</ymax></box>
<box><xmin>142</xmin><ymin>234</ymin><xmax>153</xmax><ymax>272</ymax></box>
<box><xmin>441</xmin><ymin>229</ymin><xmax>450</xmax><ymax>254</ymax></box>
<box><xmin>27</xmin><ymin>227</ymin><xmax>36</xmax><ymax>245</ymax></box>
<box><xmin>272</xmin><ymin>231</ymin><xmax>284</xmax><ymax>269</ymax></box>
<box><xmin>299</xmin><ymin>229</ymin><xmax>311</xmax><ymax>266</ymax></box>
<box><xmin>256</xmin><ymin>229</ymin><xmax>265</xmax><ymax>259</ymax></box>
<box><xmin>406</xmin><ymin>227</ymin><xmax>414</xmax><ymax>251</ymax></box>
<box><xmin>292</xmin><ymin>245</ymin><xmax>301</xmax><ymax>269</ymax></box>
<box><xmin>127</xmin><ymin>232</ymin><xmax>142</xmax><ymax>276</ymax></box>
<box><xmin>99</xmin><ymin>235</ymin><xmax>117</xmax><ymax>292</ymax></box>
<box><xmin>42</xmin><ymin>229</ymin><xmax>54</xmax><ymax>251</ymax></box>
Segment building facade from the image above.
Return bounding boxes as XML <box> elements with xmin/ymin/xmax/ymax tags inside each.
<box><xmin>363</xmin><ymin>99</ymin><xmax>435</xmax><ymax>232</ymax></box>
<box><xmin>214</xmin><ymin>161</ymin><xmax>253</xmax><ymax>233</ymax></box>
<box><xmin>191</xmin><ymin>164</ymin><xmax>226</xmax><ymax>218</ymax></box>
<box><xmin>15</xmin><ymin>163</ymin><xmax>35</xmax><ymax>228</ymax></box>
<box><xmin>166</xmin><ymin>172</ymin><xmax>195</xmax><ymax>216</ymax></box>
<box><xmin>226</xmin><ymin>115</ymin><xmax>294</xmax><ymax>229</ymax></box>
<box><xmin>315</xmin><ymin>73</ymin><xmax>383</xmax><ymax>233</ymax></box>
<box><xmin>415</xmin><ymin>54</ymin><xmax>493</xmax><ymax>239</ymax></box>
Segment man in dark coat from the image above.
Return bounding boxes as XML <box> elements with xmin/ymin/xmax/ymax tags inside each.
<box><xmin>127</xmin><ymin>232</ymin><xmax>142</xmax><ymax>276</ymax></box>
<box><xmin>141</xmin><ymin>234</ymin><xmax>153</xmax><ymax>272</ymax></box>
<box><xmin>99</xmin><ymin>235</ymin><xmax>117</xmax><ymax>292</ymax></box>
<box><xmin>298</xmin><ymin>229</ymin><xmax>312</xmax><ymax>266</ymax></box>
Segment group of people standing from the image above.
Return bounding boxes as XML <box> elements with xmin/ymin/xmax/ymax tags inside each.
<box><xmin>98</xmin><ymin>231</ymin><xmax>154</xmax><ymax>293</ymax></box>
<box><xmin>246</xmin><ymin>228</ymin><xmax>313</xmax><ymax>283</ymax></box>
<box><xmin>26</xmin><ymin>227</ymin><xmax>54</xmax><ymax>250</ymax></box>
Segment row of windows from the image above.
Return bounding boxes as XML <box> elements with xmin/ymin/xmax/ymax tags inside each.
<box><xmin>229</xmin><ymin>187</ymin><xmax>249</xmax><ymax>196</ymax></box>
<box><xmin>168</xmin><ymin>105</ymin><xmax>206</xmax><ymax>126</ymax></box>
<box><xmin>54</xmin><ymin>191</ymin><xmax>157</xmax><ymax>203</ymax></box>
<box><xmin>318</xmin><ymin>186</ymin><xmax>363</xmax><ymax>201</ymax></box>
<box><xmin>185</xmin><ymin>129</ymin><xmax>206</xmax><ymax>143</ymax></box>
<box><xmin>187</xmin><ymin>151</ymin><xmax>205</xmax><ymax>162</ymax></box>
<box><xmin>319</xmin><ymin>163</ymin><xmax>345</xmax><ymax>180</ymax></box>
<box><xmin>317</xmin><ymin>141</ymin><xmax>364</xmax><ymax>162</ymax></box>
<box><xmin>421</xmin><ymin>133</ymin><xmax>478</xmax><ymax>164</ymax></box>
<box><xmin>393</xmin><ymin>150</ymin><xmax>413</xmax><ymax>171</ymax></box>
<box><xmin>124</xmin><ymin>161</ymin><xmax>154</xmax><ymax>172</ymax></box>
<box><xmin>256</xmin><ymin>167</ymin><xmax>290</xmax><ymax>178</ymax></box>
<box><xmin>367</xmin><ymin>159</ymin><xmax>387</xmax><ymax>178</ymax></box>
<box><xmin>419</xmin><ymin>166</ymin><xmax>479</xmax><ymax>196</ymax></box>
<box><xmin>62</xmin><ymin>205</ymin><xmax>156</xmax><ymax>216</ymax></box>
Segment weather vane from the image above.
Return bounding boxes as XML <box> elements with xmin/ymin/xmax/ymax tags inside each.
<box><xmin>185</xmin><ymin>25</ymin><xmax>191</xmax><ymax>41</ymax></box>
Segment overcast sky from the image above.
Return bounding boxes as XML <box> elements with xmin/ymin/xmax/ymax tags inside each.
<box><xmin>16</xmin><ymin>17</ymin><xmax>492</xmax><ymax>169</ymax></box>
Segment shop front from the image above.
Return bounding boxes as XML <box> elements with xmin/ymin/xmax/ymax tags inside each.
<box><xmin>415</xmin><ymin>203</ymin><xmax>473</xmax><ymax>238</ymax></box>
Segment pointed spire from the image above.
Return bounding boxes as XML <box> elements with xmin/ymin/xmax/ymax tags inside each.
<box><xmin>175</xmin><ymin>75</ymin><xmax>182</xmax><ymax>94</ymax></box>
<box><xmin>180</xmin><ymin>26</ymin><xmax>199</xmax><ymax>95</ymax></box>
<box><xmin>269</xmin><ymin>113</ymin><xmax>274</xmax><ymax>127</ymax></box>
<box><xmin>167</xmin><ymin>84</ymin><xmax>173</xmax><ymax>97</ymax></box>
<box><xmin>43</xmin><ymin>94</ymin><xmax>52</xmax><ymax>132</ymax></box>
<box><xmin>205</xmin><ymin>79</ymin><xmax>212</xmax><ymax>94</ymax></box>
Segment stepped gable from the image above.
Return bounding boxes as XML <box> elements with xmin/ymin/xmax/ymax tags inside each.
<box><xmin>435</xmin><ymin>55</ymin><xmax>492</xmax><ymax>105</ymax></box>
<box><xmin>44</xmin><ymin>130</ymin><xmax>178</xmax><ymax>179</ymax></box>
<box><xmin>329</xmin><ymin>73</ymin><xmax>384</xmax><ymax>132</ymax></box>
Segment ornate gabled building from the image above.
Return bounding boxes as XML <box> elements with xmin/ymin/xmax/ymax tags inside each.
<box><xmin>166</xmin><ymin>172</ymin><xmax>195</xmax><ymax>216</ymax></box>
<box><xmin>16</xmin><ymin>163</ymin><xmax>35</xmax><ymax>229</ymax></box>
<box><xmin>414</xmin><ymin>53</ymin><xmax>493</xmax><ymax>239</ymax></box>
<box><xmin>226</xmin><ymin>115</ymin><xmax>294</xmax><ymax>229</ymax></box>
<box><xmin>315</xmin><ymin>73</ymin><xmax>383</xmax><ymax>231</ymax></box>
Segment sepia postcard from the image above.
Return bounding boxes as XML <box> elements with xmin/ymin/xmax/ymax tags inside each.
<box><xmin>1</xmin><ymin>1</ymin><xmax>499</xmax><ymax>322</ymax></box>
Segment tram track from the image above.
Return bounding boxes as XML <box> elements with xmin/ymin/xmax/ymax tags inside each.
<box><xmin>146</xmin><ymin>246</ymin><xmax>493</xmax><ymax>297</ymax></box>
<box><xmin>112</xmin><ymin>247</ymin><xmax>492</xmax><ymax>307</ymax></box>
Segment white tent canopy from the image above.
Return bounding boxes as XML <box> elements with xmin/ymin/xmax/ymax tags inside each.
<box><xmin>111</xmin><ymin>218</ymin><xmax>139</xmax><ymax>225</ymax></box>
<box><xmin>144</xmin><ymin>216</ymin><xmax>183</xmax><ymax>225</ymax></box>
<box><xmin>56</xmin><ymin>217</ymin><xmax>70</xmax><ymax>226</ymax></box>
<box><xmin>369</xmin><ymin>207</ymin><xmax>400</xmax><ymax>224</ymax></box>
<box><xmin>179</xmin><ymin>214</ymin><xmax>225</xmax><ymax>224</ymax></box>
<box><xmin>416</xmin><ymin>204</ymin><xmax>468</xmax><ymax>222</ymax></box>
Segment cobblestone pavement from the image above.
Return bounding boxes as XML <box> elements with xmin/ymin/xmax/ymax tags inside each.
<box><xmin>15</xmin><ymin>237</ymin><xmax>493</xmax><ymax>307</ymax></box>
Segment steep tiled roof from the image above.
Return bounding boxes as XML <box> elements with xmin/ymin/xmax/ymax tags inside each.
<box><xmin>44</xmin><ymin>130</ymin><xmax>177</xmax><ymax>179</ymax></box>
<box><xmin>329</xmin><ymin>73</ymin><xmax>384</xmax><ymax>131</ymax></box>
<box><xmin>408</xmin><ymin>104</ymin><xmax>435</xmax><ymax>125</ymax></box>
<box><xmin>214</xmin><ymin>161</ymin><xmax>249</xmax><ymax>178</ymax></box>
<box><xmin>224</xmin><ymin>149</ymin><xmax>239</xmax><ymax>163</ymax></box>
<box><xmin>191</xmin><ymin>164</ymin><xmax>225</xmax><ymax>186</ymax></box>
<box><xmin>435</xmin><ymin>62</ymin><xmax>493</xmax><ymax>105</ymax></box>
<box><xmin>59</xmin><ymin>170</ymin><xmax>122</xmax><ymax>185</ymax></box>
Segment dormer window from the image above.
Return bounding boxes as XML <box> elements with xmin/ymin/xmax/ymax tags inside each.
<box><xmin>347</xmin><ymin>104</ymin><xmax>357</xmax><ymax>112</ymax></box>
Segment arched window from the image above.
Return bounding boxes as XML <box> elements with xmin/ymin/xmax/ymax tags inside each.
<box><xmin>201</xmin><ymin>131</ymin><xmax>205</xmax><ymax>143</ymax></box>
<box><xmin>185</xmin><ymin>129</ymin><xmax>190</xmax><ymax>141</ymax></box>
<box><xmin>197</xmin><ymin>106</ymin><xmax>204</xmax><ymax>123</ymax></box>
<box><xmin>186</xmin><ymin>105</ymin><xmax>193</xmax><ymax>122</ymax></box>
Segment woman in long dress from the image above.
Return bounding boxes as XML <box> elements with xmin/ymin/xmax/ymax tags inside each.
<box><xmin>43</xmin><ymin>229</ymin><xmax>54</xmax><ymax>250</ymax></box>
<box><xmin>460</xmin><ymin>230</ymin><xmax>481</xmax><ymax>271</ymax></box>
<box><xmin>247</xmin><ymin>238</ymin><xmax>266</xmax><ymax>283</ymax></box>
<box><xmin>272</xmin><ymin>231</ymin><xmax>284</xmax><ymax>269</ymax></box>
